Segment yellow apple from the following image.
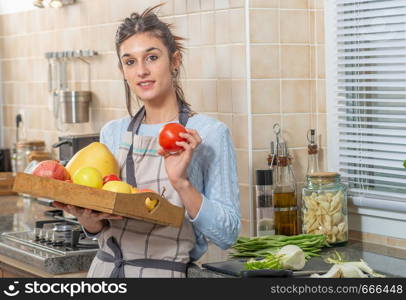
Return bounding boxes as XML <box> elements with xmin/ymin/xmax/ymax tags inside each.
<box><xmin>102</xmin><ymin>181</ymin><xmax>133</xmax><ymax>194</ymax></box>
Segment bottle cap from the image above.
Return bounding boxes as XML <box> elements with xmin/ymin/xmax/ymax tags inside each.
<box><xmin>256</xmin><ymin>169</ymin><xmax>273</xmax><ymax>185</ymax></box>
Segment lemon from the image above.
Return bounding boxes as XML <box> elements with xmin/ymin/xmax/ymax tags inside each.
<box><xmin>102</xmin><ymin>181</ymin><xmax>133</xmax><ymax>194</ymax></box>
<box><xmin>73</xmin><ymin>167</ymin><xmax>103</xmax><ymax>189</ymax></box>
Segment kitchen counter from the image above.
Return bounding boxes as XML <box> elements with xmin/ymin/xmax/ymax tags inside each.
<box><xmin>1</xmin><ymin>195</ymin><xmax>406</xmax><ymax>278</ymax></box>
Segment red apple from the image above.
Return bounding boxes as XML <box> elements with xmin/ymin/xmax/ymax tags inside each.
<box><xmin>32</xmin><ymin>160</ymin><xmax>71</xmax><ymax>181</ymax></box>
<box><xmin>102</xmin><ymin>174</ymin><xmax>121</xmax><ymax>185</ymax></box>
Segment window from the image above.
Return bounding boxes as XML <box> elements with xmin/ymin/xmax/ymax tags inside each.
<box><xmin>326</xmin><ymin>0</ymin><xmax>406</xmax><ymax>211</ymax></box>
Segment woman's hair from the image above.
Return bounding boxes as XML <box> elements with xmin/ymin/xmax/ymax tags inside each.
<box><xmin>115</xmin><ymin>3</ymin><xmax>190</xmax><ymax>116</ymax></box>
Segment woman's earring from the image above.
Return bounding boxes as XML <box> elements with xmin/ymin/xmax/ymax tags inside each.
<box><xmin>172</xmin><ymin>68</ymin><xmax>179</xmax><ymax>77</ymax></box>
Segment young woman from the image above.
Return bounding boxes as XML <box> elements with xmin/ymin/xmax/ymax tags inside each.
<box><xmin>54</xmin><ymin>5</ymin><xmax>240</xmax><ymax>278</ymax></box>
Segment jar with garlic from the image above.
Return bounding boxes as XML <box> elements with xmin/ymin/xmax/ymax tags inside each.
<box><xmin>301</xmin><ymin>172</ymin><xmax>348</xmax><ymax>245</ymax></box>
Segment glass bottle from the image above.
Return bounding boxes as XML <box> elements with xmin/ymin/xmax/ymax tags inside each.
<box><xmin>273</xmin><ymin>142</ymin><xmax>298</xmax><ymax>236</ymax></box>
<box><xmin>255</xmin><ymin>169</ymin><xmax>274</xmax><ymax>236</ymax></box>
<box><xmin>306</xmin><ymin>129</ymin><xmax>319</xmax><ymax>175</ymax></box>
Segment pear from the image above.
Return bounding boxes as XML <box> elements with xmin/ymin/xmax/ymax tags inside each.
<box><xmin>66</xmin><ymin>142</ymin><xmax>119</xmax><ymax>178</ymax></box>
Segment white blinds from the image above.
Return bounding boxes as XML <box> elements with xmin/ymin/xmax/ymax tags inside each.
<box><xmin>334</xmin><ymin>0</ymin><xmax>406</xmax><ymax>203</ymax></box>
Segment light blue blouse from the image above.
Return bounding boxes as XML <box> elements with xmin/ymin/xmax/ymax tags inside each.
<box><xmin>99</xmin><ymin>113</ymin><xmax>240</xmax><ymax>261</ymax></box>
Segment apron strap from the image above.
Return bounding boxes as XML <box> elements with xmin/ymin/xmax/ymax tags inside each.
<box><xmin>125</xmin><ymin>102</ymin><xmax>191</xmax><ymax>187</ymax></box>
<box><xmin>97</xmin><ymin>237</ymin><xmax>188</xmax><ymax>278</ymax></box>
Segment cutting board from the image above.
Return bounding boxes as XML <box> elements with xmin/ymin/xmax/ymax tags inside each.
<box><xmin>202</xmin><ymin>257</ymin><xmax>331</xmax><ymax>277</ymax></box>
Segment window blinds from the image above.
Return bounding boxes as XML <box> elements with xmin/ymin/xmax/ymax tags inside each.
<box><xmin>334</xmin><ymin>0</ymin><xmax>406</xmax><ymax>203</ymax></box>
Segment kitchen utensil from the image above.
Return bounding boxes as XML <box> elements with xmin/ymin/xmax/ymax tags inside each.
<box><xmin>240</xmin><ymin>269</ymin><xmax>327</xmax><ymax>278</ymax></box>
<box><xmin>56</xmin><ymin>90</ymin><xmax>92</xmax><ymax>123</ymax></box>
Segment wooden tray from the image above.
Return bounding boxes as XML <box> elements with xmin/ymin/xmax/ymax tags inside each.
<box><xmin>0</xmin><ymin>172</ymin><xmax>18</xmax><ymax>196</ymax></box>
<box><xmin>12</xmin><ymin>173</ymin><xmax>184</xmax><ymax>228</ymax></box>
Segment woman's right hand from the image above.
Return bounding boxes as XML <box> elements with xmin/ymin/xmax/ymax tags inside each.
<box><xmin>52</xmin><ymin>201</ymin><xmax>122</xmax><ymax>234</ymax></box>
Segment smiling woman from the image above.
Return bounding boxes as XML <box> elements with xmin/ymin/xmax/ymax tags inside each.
<box><xmin>54</xmin><ymin>3</ymin><xmax>240</xmax><ymax>278</ymax></box>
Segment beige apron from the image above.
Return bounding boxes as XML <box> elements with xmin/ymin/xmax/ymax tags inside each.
<box><xmin>87</xmin><ymin>104</ymin><xmax>196</xmax><ymax>278</ymax></box>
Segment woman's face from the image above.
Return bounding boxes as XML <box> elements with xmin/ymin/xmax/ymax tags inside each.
<box><xmin>119</xmin><ymin>32</ymin><xmax>179</xmax><ymax>103</ymax></box>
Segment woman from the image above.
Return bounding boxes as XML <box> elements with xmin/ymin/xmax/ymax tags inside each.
<box><xmin>54</xmin><ymin>4</ymin><xmax>240</xmax><ymax>278</ymax></box>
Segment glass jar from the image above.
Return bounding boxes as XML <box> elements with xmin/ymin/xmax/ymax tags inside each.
<box><xmin>301</xmin><ymin>172</ymin><xmax>348</xmax><ymax>245</ymax></box>
<box><xmin>12</xmin><ymin>140</ymin><xmax>45</xmax><ymax>174</ymax></box>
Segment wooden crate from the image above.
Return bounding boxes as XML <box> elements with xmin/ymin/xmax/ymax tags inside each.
<box><xmin>0</xmin><ymin>173</ymin><xmax>18</xmax><ymax>196</ymax></box>
<box><xmin>12</xmin><ymin>173</ymin><xmax>184</xmax><ymax>228</ymax></box>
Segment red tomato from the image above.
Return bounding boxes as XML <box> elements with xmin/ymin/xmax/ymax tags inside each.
<box><xmin>102</xmin><ymin>174</ymin><xmax>121</xmax><ymax>185</ymax></box>
<box><xmin>159</xmin><ymin>123</ymin><xmax>187</xmax><ymax>152</ymax></box>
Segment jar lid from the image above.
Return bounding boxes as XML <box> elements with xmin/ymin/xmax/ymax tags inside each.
<box><xmin>256</xmin><ymin>169</ymin><xmax>273</xmax><ymax>185</ymax></box>
<box><xmin>308</xmin><ymin>172</ymin><xmax>339</xmax><ymax>178</ymax></box>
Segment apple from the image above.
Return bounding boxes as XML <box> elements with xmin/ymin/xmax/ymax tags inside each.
<box><xmin>102</xmin><ymin>174</ymin><xmax>121</xmax><ymax>185</ymax></box>
<box><xmin>32</xmin><ymin>160</ymin><xmax>70</xmax><ymax>181</ymax></box>
<box><xmin>102</xmin><ymin>181</ymin><xmax>132</xmax><ymax>194</ymax></box>
<box><xmin>72</xmin><ymin>167</ymin><xmax>103</xmax><ymax>189</ymax></box>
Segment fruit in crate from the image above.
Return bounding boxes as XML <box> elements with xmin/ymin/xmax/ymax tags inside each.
<box><xmin>72</xmin><ymin>167</ymin><xmax>103</xmax><ymax>189</ymax></box>
<box><xmin>102</xmin><ymin>181</ymin><xmax>132</xmax><ymax>194</ymax></box>
<box><xmin>102</xmin><ymin>174</ymin><xmax>121</xmax><ymax>185</ymax></box>
<box><xmin>130</xmin><ymin>186</ymin><xmax>139</xmax><ymax>193</ymax></box>
<box><xmin>32</xmin><ymin>160</ymin><xmax>71</xmax><ymax>181</ymax></box>
<box><xmin>66</xmin><ymin>142</ymin><xmax>119</xmax><ymax>178</ymax></box>
<box><xmin>159</xmin><ymin>123</ymin><xmax>187</xmax><ymax>152</ymax></box>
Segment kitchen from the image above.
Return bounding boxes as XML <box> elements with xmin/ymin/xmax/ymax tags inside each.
<box><xmin>0</xmin><ymin>0</ymin><xmax>406</xmax><ymax>283</ymax></box>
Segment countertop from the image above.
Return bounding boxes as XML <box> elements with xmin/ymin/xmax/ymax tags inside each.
<box><xmin>1</xmin><ymin>195</ymin><xmax>406</xmax><ymax>278</ymax></box>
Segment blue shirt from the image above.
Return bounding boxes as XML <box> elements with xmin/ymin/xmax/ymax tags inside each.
<box><xmin>99</xmin><ymin>113</ymin><xmax>240</xmax><ymax>261</ymax></box>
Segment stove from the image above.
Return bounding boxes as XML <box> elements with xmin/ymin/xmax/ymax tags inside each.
<box><xmin>0</xmin><ymin>209</ymin><xmax>98</xmax><ymax>274</ymax></box>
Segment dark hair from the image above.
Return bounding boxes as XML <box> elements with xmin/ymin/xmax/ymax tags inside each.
<box><xmin>115</xmin><ymin>3</ymin><xmax>190</xmax><ymax>117</ymax></box>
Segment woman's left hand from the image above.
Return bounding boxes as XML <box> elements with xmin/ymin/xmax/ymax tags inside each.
<box><xmin>158</xmin><ymin>128</ymin><xmax>201</xmax><ymax>190</ymax></box>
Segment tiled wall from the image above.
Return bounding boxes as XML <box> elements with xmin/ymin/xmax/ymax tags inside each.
<box><xmin>0</xmin><ymin>0</ymin><xmax>326</xmax><ymax>260</ymax></box>
<box><xmin>249</xmin><ymin>0</ymin><xmax>326</xmax><ymax>210</ymax></box>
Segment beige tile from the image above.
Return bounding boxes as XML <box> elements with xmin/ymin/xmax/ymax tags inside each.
<box><xmin>251</xmin><ymin>80</ymin><xmax>281</xmax><ymax>114</ymax></box>
<box><xmin>233</xmin><ymin>115</ymin><xmax>248</xmax><ymax>149</ymax></box>
<box><xmin>93</xmin><ymin>53</ymin><xmax>122</xmax><ymax>80</ymax></box>
<box><xmin>59</xmin><ymin>1</ymin><xmax>84</xmax><ymax>28</ymax></box>
<box><xmin>160</xmin><ymin>1</ymin><xmax>174</xmax><ymax>16</ymax></box>
<box><xmin>186</xmin><ymin>47</ymin><xmax>203</xmax><ymax>78</ymax></box>
<box><xmin>235</xmin><ymin>150</ymin><xmax>249</xmax><ymax>184</ymax></box>
<box><xmin>239</xmin><ymin>184</ymin><xmax>250</xmax><ymax>219</ymax></box>
<box><xmin>185</xmin><ymin>80</ymin><xmax>202</xmax><ymax>109</ymax></box>
<box><xmin>200</xmin><ymin>80</ymin><xmax>218</xmax><ymax>112</ymax></box>
<box><xmin>282</xmin><ymin>114</ymin><xmax>311</xmax><ymax>148</ymax></box>
<box><xmin>309</xmin><ymin>0</ymin><xmax>325</xmax><ymax>9</ymax></box>
<box><xmin>201</xmin><ymin>47</ymin><xmax>217</xmax><ymax>78</ymax></box>
<box><xmin>317</xmin><ymin>79</ymin><xmax>326</xmax><ymax>113</ymax></box>
<box><xmin>231</xmin><ymin>45</ymin><xmax>246</xmax><ymax>78</ymax></box>
<box><xmin>250</xmin><ymin>0</ymin><xmax>279</xmax><ymax>8</ymax></box>
<box><xmin>317</xmin><ymin>113</ymin><xmax>327</xmax><ymax>147</ymax></box>
<box><xmin>240</xmin><ymin>219</ymin><xmax>251</xmax><ymax>237</ymax></box>
<box><xmin>230</xmin><ymin>0</ymin><xmax>245</xmax><ymax>8</ymax></box>
<box><xmin>317</xmin><ymin>45</ymin><xmax>325</xmax><ymax>78</ymax></box>
<box><xmin>188</xmin><ymin>13</ymin><xmax>201</xmax><ymax>46</ymax></box>
<box><xmin>187</xmin><ymin>0</ymin><xmax>201</xmax><ymax>12</ymax></box>
<box><xmin>280</xmin><ymin>10</ymin><xmax>310</xmax><ymax>44</ymax></box>
<box><xmin>250</xmin><ymin>9</ymin><xmax>279</xmax><ymax>43</ymax></box>
<box><xmin>217</xmin><ymin>79</ymin><xmax>233</xmax><ymax>113</ymax></box>
<box><xmin>251</xmin><ymin>45</ymin><xmax>280</xmax><ymax>78</ymax></box>
<box><xmin>201</xmin><ymin>0</ymin><xmax>215</xmax><ymax>11</ymax></box>
<box><xmin>229</xmin><ymin>9</ymin><xmax>245</xmax><ymax>43</ymax></box>
<box><xmin>252</xmin><ymin>150</ymin><xmax>270</xmax><ymax>172</ymax></box>
<box><xmin>201</xmin><ymin>13</ymin><xmax>215</xmax><ymax>45</ymax></box>
<box><xmin>280</xmin><ymin>0</ymin><xmax>308</xmax><ymax>9</ymax></box>
<box><xmin>216</xmin><ymin>46</ymin><xmax>231</xmax><ymax>78</ymax></box>
<box><xmin>252</xmin><ymin>115</ymin><xmax>282</xmax><ymax>149</ymax></box>
<box><xmin>215</xmin><ymin>11</ymin><xmax>230</xmax><ymax>44</ymax></box>
<box><xmin>281</xmin><ymin>45</ymin><xmax>310</xmax><ymax>78</ymax></box>
<box><xmin>172</xmin><ymin>16</ymin><xmax>188</xmax><ymax>42</ymax></box>
<box><xmin>87</xmin><ymin>0</ymin><xmax>112</xmax><ymax>25</ymax></box>
<box><xmin>281</xmin><ymin>80</ymin><xmax>312</xmax><ymax>113</ymax></box>
<box><xmin>215</xmin><ymin>0</ymin><xmax>230</xmax><ymax>9</ymax></box>
<box><xmin>232</xmin><ymin>80</ymin><xmax>247</xmax><ymax>113</ymax></box>
<box><xmin>315</xmin><ymin>10</ymin><xmax>325</xmax><ymax>43</ymax></box>
<box><xmin>291</xmin><ymin>148</ymin><xmax>308</xmax><ymax>183</ymax></box>
<box><xmin>174</xmin><ymin>0</ymin><xmax>188</xmax><ymax>14</ymax></box>
<box><xmin>88</xmin><ymin>24</ymin><xmax>117</xmax><ymax>53</ymax></box>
